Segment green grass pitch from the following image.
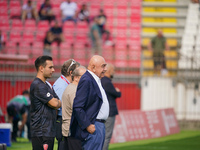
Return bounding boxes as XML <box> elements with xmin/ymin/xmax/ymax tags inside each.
<box><xmin>7</xmin><ymin>130</ymin><xmax>200</xmax><ymax>150</ymax></box>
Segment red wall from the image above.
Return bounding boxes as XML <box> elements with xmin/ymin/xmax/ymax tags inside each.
<box><xmin>0</xmin><ymin>80</ymin><xmax>141</xmax><ymax>115</ymax></box>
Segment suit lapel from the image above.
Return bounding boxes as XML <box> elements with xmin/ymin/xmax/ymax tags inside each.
<box><xmin>86</xmin><ymin>71</ymin><xmax>102</xmax><ymax>100</ymax></box>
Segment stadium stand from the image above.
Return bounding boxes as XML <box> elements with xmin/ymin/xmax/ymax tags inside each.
<box><xmin>0</xmin><ymin>0</ymin><xmax>142</xmax><ymax>70</ymax></box>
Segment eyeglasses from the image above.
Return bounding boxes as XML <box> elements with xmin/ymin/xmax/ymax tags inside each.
<box><xmin>67</xmin><ymin>59</ymin><xmax>76</xmax><ymax>72</ymax></box>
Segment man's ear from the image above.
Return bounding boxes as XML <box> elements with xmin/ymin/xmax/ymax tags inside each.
<box><xmin>92</xmin><ymin>65</ymin><xmax>95</xmax><ymax>73</ymax></box>
<box><xmin>39</xmin><ymin>65</ymin><xmax>44</xmax><ymax>73</ymax></box>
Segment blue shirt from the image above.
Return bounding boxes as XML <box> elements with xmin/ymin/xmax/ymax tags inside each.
<box><xmin>53</xmin><ymin>75</ymin><xmax>70</xmax><ymax>116</ymax></box>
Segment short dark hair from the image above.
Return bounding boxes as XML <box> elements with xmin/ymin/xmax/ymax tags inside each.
<box><xmin>22</xmin><ymin>90</ymin><xmax>29</xmax><ymax>95</ymax></box>
<box><xmin>61</xmin><ymin>59</ymin><xmax>80</xmax><ymax>76</ymax></box>
<box><xmin>35</xmin><ymin>56</ymin><xmax>53</xmax><ymax>71</ymax></box>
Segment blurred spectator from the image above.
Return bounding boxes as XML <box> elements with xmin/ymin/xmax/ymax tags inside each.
<box><xmin>39</xmin><ymin>0</ymin><xmax>55</xmax><ymax>23</ymax></box>
<box><xmin>60</xmin><ymin>0</ymin><xmax>78</xmax><ymax>23</ymax></box>
<box><xmin>98</xmin><ymin>9</ymin><xmax>112</xmax><ymax>45</ymax></box>
<box><xmin>77</xmin><ymin>4</ymin><xmax>90</xmax><ymax>23</ymax></box>
<box><xmin>90</xmin><ymin>17</ymin><xmax>102</xmax><ymax>55</ymax></box>
<box><xmin>148</xmin><ymin>29</ymin><xmax>169</xmax><ymax>75</ymax></box>
<box><xmin>22</xmin><ymin>0</ymin><xmax>38</xmax><ymax>22</ymax></box>
<box><xmin>0</xmin><ymin>30</ymin><xmax>5</xmax><ymax>51</ymax></box>
<box><xmin>21</xmin><ymin>90</ymin><xmax>31</xmax><ymax>141</ymax></box>
<box><xmin>50</xmin><ymin>20</ymin><xmax>64</xmax><ymax>45</ymax></box>
<box><xmin>43</xmin><ymin>31</ymin><xmax>54</xmax><ymax>56</ymax></box>
<box><xmin>101</xmin><ymin>64</ymin><xmax>121</xmax><ymax>150</ymax></box>
<box><xmin>7</xmin><ymin>91</ymin><xmax>30</xmax><ymax>142</ymax></box>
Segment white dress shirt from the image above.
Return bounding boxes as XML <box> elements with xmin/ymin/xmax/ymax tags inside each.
<box><xmin>88</xmin><ymin>70</ymin><xmax>109</xmax><ymax>120</ymax></box>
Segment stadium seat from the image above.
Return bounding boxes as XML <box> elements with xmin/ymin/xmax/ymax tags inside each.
<box><xmin>64</xmin><ymin>34</ymin><xmax>74</xmax><ymax>46</ymax></box>
<box><xmin>75</xmin><ymin>22</ymin><xmax>89</xmax><ymax>35</ymax></box>
<box><xmin>9</xmin><ymin>32</ymin><xmax>22</xmax><ymax>44</ymax></box>
<box><xmin>0</xmin><ymin>20</ymin><xmax>10</xmax><ymax>31</ymax></box>
<box><xmin>22</xmin><ymin>32</ymin><xmax>35</xmax><ymax>44</ymax></box>
<box><xmin>0</xmin><ymin>1</ymin><xmax>8</xmax><ymax>8</ymax></box>
<box><xmin>63</xmin><ymin>22</ymin><xmax>76</xmax><ymax>34</ymax></box>
<box><xmin>10</xmin><ymin>7</ymin><xmax>21</xmax><ymax>19</ymax></box>
<box><xmin>143</xmin><ymin>60</ymin><xmax>154</xmax><ymax>69</ymax></box>
<box><xmin>35</xmin><ymin>31</ymin><xmax>46</xmax><ymax>42</ymax></box>
<box><xmin>9</xmin><ymin>1</ymin><xmax>21</xmax><ymax>8</ymax></box>
<box><xmin>24</xmin><ymin>20</ymin><xmax>36</xmax><ymax>32</ymax></box>
<box><xmin>32</xmin><ymin>42</ymin><xmax>44</xmax><ymax>53</ymax></box>
<box><xmin>37</xmin><ymin>21</ymin><xmax>49</xmax><ymax>32</ymax></box>
<box><xmin>0</xmin><ymin>7</ymin><xmax>8</xmax><ymax>16</ymax></box>
<box><xmin>116</xmin><ymin>6</ymin><xmax>128</xmax><ymax>17</ymax></box>
<box><xmin>4</xmin><ymin>47</ymin><xmax>18</xmax><ymax>54</ymax></box>
<box><xmin>89</xmin><ymin>4</ymin><xmax>101</xmax><ymax>17</ymax></box>
<box><xmin>11</xmin><ymin>19</ymin><xmax>24</xmax><ymax>32</ymax></box>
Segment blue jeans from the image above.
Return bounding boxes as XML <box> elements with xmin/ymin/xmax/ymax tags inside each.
<box><xmin>62</xmin><ymin>16</ymin><xmax>77</xmax><ymax>23</ymax></box>
<box><xmin>82</xmin><ymin>121</ymin><xmax>105</xmax><ymax>150</ymax></box>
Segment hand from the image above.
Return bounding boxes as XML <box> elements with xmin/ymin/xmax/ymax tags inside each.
<box><xmin>18</xmin><ymin>124</ymin><xmax>23</xmax><ymax>131</ymax></box>
<box><xmin>115</xmin><ymin>87</ymin><xmax>120</xmax><ymax>92</ymax></box>
<box><xmin>86</xmin><ymin>124</ymin><xmax>95</xmax><ymax>134</ymax></box>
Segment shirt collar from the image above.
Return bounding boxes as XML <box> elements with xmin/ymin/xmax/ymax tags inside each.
<box><xmin>88</xmin><ymin>70</ymin><xmax>101</xmax><ymax>84</ymax></box>
<box><xmin>61</xmin><ymin>74</ymin><xmax>70</xmax><ymax>83</ymax></box>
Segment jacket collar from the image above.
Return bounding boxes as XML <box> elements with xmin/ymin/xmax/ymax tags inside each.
<box><xmin>86</xmin><ymin>71</ymin><xmax>102</xmax><ymax>100</ymax></box>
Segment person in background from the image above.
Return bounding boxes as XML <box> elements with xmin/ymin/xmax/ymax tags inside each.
<box><xmin>30</xmin><ymin>56</ymin><xmax>61</xmax><ymax>150</ymax></box>
<box><xmin>60</xmin><ymin>0</ymin><xmax>78</xmax><ymax>23</ymax></box>
<box><xmin>39</xmin><ymin>0</ymin><xmax>55</xmax><ymax>23</ymax></box>
<box><xmin>21</xmin><ymin>90</ymin><xmax>31</xmax><ymax>141</ymax></box>
<box><xmin>43</xmin><ymin>31</ymin><xmax>54</xmax><ymax>56</ymax></box>
<box><xmin>0</xmin><ymin>30</ymin><xmax>5</xmax><ymax>51</ymax></box>
<box><xmin>77</xmin><ymin>4</ymin><xmax>90</xmax><ymax>23</ymax></box>
<box><xmin>61</xmin><ymin>66</ymin><xmax>86</xmax><ymax>149</ymax></box>
<box><xmin>148</xmin><ymin>29</ymin><xmax>169</xmax><ymax>75</ymax></box>
<box><xmin>50</xmin><ymin>20</ymin><xmax>64</xmax><ymax>46</ymax></box>
<box><xmin>53</xmin><ymin>59</ymin><xmax>80</xmax><ymax>150</ymax></box>
<box><xmin>97</xmin><ymin>9</ymin><xmax>112</xmax><ymax>45</ymax></box>
<box><xmin>7</xmin><ymin>91</ymin><xmax>30</xmax><ymax>142</ymax></box>
<box><xmin>22</xmin><ymin>0</ymin><xmax>38</xmax><ymax>22</ymax></box>
<box><xmin>90</xmin><ymin>17</ymin><xmax>102</xmax><ymax>55</ymax></box>
<box><xmin>70</xmin><ymin>55</ymin><xmax>109</xmax><ymax>150</ymax></box>
<box><xmin>101</xmin><ymin>64</ymin><xmax>121</xmax><ymax>150</ymax></box>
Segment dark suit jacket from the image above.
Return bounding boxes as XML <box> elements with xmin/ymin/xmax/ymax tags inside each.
<box><xmin>101</xmin><ymin>76</ymin><xmax>121</xmax><ymax>117</ymax></box>
<box><xmin>70</xmin><ymin>71</ymin><xmax>103</xmax><ymax>141</ymax></box>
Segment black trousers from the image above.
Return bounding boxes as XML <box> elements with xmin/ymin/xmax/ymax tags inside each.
<box><xmin>56</xmin><ymin>116</ymin><xmax>62</xmax><ymax>150</ymax></box>
<box><xmin>32</xmin><ymin>137</ymin><xmax>54</xmax><ymax>150</ymax></box>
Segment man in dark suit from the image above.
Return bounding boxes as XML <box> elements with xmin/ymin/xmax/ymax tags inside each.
<box><xmin>101</xmin><ymin>64</ymin><xmax>121</xmax><ymax>150</ymax></box>
<box><xmin>70</xmin><ymin>55</ymin><xmax>109</xmax><ymax>150</ymax></box>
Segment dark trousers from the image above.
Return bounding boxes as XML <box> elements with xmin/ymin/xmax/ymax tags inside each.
<box><xmin>12</xmin><ymin>118</ymin><xmax>19</xmax><ymax>141</ymax></box>
<box><xmin>56</xmin><ymin>116</ymin><xmax>62</xmax><ymax>150</ymax></box>
<box><xmin>32</xmin><ymin>136</ymin><xmax>54</xmax><ymax>150</ymax></box>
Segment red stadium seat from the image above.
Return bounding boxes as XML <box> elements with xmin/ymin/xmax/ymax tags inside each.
<box><xmin>37</xmin><ymin>21</ymin><xmax>49</xmax><ymax>32</ymax></box>
<box><xmin>75</xmin><ymin>22</ymin><xmax>89</xmax><ymax>35</ymax></box>
<box><xmin>11</xmin><ymin>19</ymin><xmax>24</xmax><ymax>31</ymax></box>
<box><xmin>35</xmin><ymin>31</ymin><xmax>46</xmax><ymax>42</ymax></box>
<box><xmin>24</xmin><ymin>20</ymin><xmax>36</xmax><ymax>32</ymax></box>
<box><xmin>64</xmin><ymin>34</ymin><xmax>74</xmax><ymax>45</ymax></box>
<box><xmin>0</xmin><ymin>1</ymin><xmax>8</xmax><ymax>7</ymax></box>
<box><xmin>10</xmin><ymin>7</ymin><xmax>21</xmax><ymax>19</ymax></box>
<box><xmin>9</xmin><ymin>1</ymin><xmax>21</xmax><ymax>8</ymax></box>
<box><xmin>22</xmin><ymin>32</ymin><xmax>35</xmax><ymax>44</ymax></box>
<box><xmin>32</xmin><ymin>42</ymin><xmax>44</xmax><ymax>49</ymax></box>
<box><xmin>89</xmin><ymin>4</ymin><xmax>101</xmax><ymax>17</ymax></box>
<box><xmin>9</xmin><ymin>32</ymin><xmax>22</xmax><ymax>43</ymax></box>
<box><xmin>0</xmin><ymin>20</ymin><xmax>10</xmax><ymax>31</ymax></box>
<box><xmin>63</xmin><ymin>22</ymin><xmax>76</xmax><ymax>34</ymax></box>
<box><xmin>4</xmin><ymin>47</ymin><xmax>18</xmax><ymax>54</ymax></box>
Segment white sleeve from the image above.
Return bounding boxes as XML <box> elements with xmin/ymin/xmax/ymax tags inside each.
<box><xmin>22</xmin><ymin>4</ymin><xmax>26</xmax><ymax>10</ymax></box>
<box><xmin>60</xmin><ymin>3</ymin><xmax>64</xmax><ymax>10</ymax></box>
